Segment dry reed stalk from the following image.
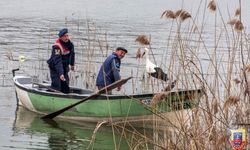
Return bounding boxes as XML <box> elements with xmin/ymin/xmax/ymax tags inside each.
<box><xmin>87</xmin><ymin>120</ymin><xmax>108</xmax><ymax>149</ymax></box>
<box><xmin>208</xmin><ymin>124</ymin><xmax>217</xmax><ymax>142</ymax></box>
<box><xmin>188</xmin><ymin>139</ymin><xmax>205</xmax><ymax>150</ymax></box>
<box><xmin>216</xmin><ymin>133</ymin><xmax>230</xmax><ymax>149</ymax></box>
<box><xmin>113</xmin><ymin>123</ymin><xmax>166</xmax><ymax>149</ymax></box>
<box><xmin>212</xmin><ymin>99</ymin><xmax>219</xmax><ymax>114</ymax></box>
<box><xmin>227</xmin><ymin>18</ymin><xmax>238</xmax><ymax>26</ymax></box>
<box><xmin>245</xmin><ymin>108</ymin><xmax>250</xmax><ymax>117</ymax></box>
<box><xmin>174</xmin><ymin>9</ymin><xmax>183</xmax><ymax>18</ymax></box>
<box><xmin>244</xmin><ymin>81</ymin><xmax>250</xmax><ymax>95</ymax></box>
<box><xmin>150</xmin><ymin>91</ymin><xmax>170</xmax><ymax>106</ymax></box>
<box><xmin>139</xmin><ymin>47</ymin><xmax>157</xmax><ymax>78</ymax></box>
<box><xmin>234</xmin><ymin>20</ymin><xmax>244</xmax><ymax>32</ymax></box>
<box><xmin>207</xmin><ymin>0</ymin><xmax>216</xmax><ymax>12</ymax></box>
<box><xmin>191</xmin><ymin>25</ymin><xmax>198</xmax><ymax>33</ymax></box>
<box><xmin>235</xmin><ymin>104</ymin><xmax>243</xmax><ymax>122</ymax></box>
<box><xmin>205</xmin><ymin>113</ymin><xmax>214</xmax><ymax>139</ymax></box>
<box><xmin>243</xmin><ymin>64</ymin><xmax>250</xmax><ymax>72</ymax></box>
<box><xmin>235</xmin><ymin>8</ymin><xmax>240</xmax><ymax>16</ymax></box>
<box><xmin>135</xmin><ymin>48</ymin><xmax>142</xmax><ymax>59</ymax></box>
<box><xmin>133</xmin><ymin>141</ymin><xmax>151</xmax><ymax>150</ymax></box>
<box><xmin>161</xmin><ymin>9</ymin><xmax>190</xmax><ymax>22</ymax></box>
<box><xmin>164</xmin><ymin>80</ymin><xmax>176</xmax><ymax>91</ymax></box>
<box><xmin>179</xmin><ymin>11</ymin><xmax>191</xmax><ymax>22</ymax></box>
<box><xmin>161</xmin><ymin>10</ymin><xmax>176</xmax><ymax>19</ymax></box>
<box><xmin>192</xmin><ymin>108</ymin><xmax>200</xmax><ymax>126</ymax></box>
<box><xmin>167</xmin><ymin>138</ymin><xmax>181</xmax><ymax>150</ymax></box>
<box><xmin>223</xmin><ymin>95</ymin><xmax>240</xmax><ymax>109</ymax></box>
<box><xmin>135</xmin><ymin>35</ymin><xmax>150</xmax><ymax>45</ymax></box>
<box><xmin>4</xmin><ymin>51</ymin><xmax>15</xmax><ymax>61</ymax></box>
<box><xmin>189</xmin><ymin>121</ymin><xmax>206</xmax><ymax>148</ymax></box>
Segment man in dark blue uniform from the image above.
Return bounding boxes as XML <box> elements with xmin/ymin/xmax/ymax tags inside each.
<box><xmin>47</xmin><ymin>28</ymin><xmax>75</xmax><ymax>93</ymax></box>
<box><xmin>96</xmin><ymin>47</ymin><xmax>127</xmax><ymax>93</ymax></box>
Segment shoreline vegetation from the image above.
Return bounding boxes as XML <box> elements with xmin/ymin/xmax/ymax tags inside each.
<box><xmin>2</xmin><ymin>0</ymin><xmax>250</xmax><ymax>149</ymax></box>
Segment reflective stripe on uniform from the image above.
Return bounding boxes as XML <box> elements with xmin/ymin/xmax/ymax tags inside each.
<box><xmin>53</xmin><ymin>39</ymin><xmax>70</xmax><ymax>55</ymax></box>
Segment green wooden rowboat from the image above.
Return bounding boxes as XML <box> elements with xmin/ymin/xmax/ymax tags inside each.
<box><xmin>13</xmin><ymin>76</ymin><xmax>203</xmax><ymax>123</ymax></box>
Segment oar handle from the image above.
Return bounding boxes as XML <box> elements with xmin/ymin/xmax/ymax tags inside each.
<box><xmin>97</xmin><ymin>77</ymin><xmax>132</xmax><ymax>94</ymax></box>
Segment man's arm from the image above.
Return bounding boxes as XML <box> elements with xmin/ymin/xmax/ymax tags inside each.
<box><xmin>111</xmin><ymin>59</ymin><xmax>121</xmax><ymax>82</ymax></box>
<box><xmin>52</xmin><ymin>46</ymin><xmax>64</xmax><ymax>78</ymax></box>
<box><xmin>69</xmin><ymin>43</ymin><xmax>75</xmax><ymax>71</ymax></box>
<box><xmin>111</xmin><ymin>59</ymin><xmax>122</xmax><ymax>91</ymax></box>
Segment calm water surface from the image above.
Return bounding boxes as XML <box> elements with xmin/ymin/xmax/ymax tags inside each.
<box><xmin>1</xmin><ymin>0</ymin><xmax>250</xmax><ymax>149</ymax></box>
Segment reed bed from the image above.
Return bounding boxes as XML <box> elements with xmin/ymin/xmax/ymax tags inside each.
<box><xmin>114</xmin><ymin>0</ymin><xmax>250</xmax><ymax>149</ymax></box>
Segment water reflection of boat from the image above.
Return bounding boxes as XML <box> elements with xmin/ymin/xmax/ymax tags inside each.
<box><xmin>13</xmin><ymin>76</ymin><xmax>203</xmax><ymax>125</ymax></box>
<box><xmin>13</xmin><ymin>106</ymin><xmax>131</xmax><ymax>150</ymax></box>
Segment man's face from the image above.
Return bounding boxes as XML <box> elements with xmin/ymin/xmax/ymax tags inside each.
<box><xmin>116</xmin><ymin>50</ymin><xmax>126</xmax><ymax>59</ymax></box>
<box><xmin>60</xmin><ymin>33</ymin><xmax>70</xmax><ymax>42</ymax></box>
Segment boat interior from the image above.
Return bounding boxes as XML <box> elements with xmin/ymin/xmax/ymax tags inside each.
<box><xmin>14</xmin><ymin>76</ymin><xmax>203</xmax><ymax>99</ymax></box>
<box><xmin>14</xmin><ymin>76</ymin><xmax>94</xmax><ymax>95</ymax></box>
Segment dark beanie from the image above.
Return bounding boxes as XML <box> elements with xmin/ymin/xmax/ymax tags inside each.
<box><xmin>58</xmin><ymin>28</ymin><xmax>68</xmax><ymax>37</ymax></box>
<box><xmin>116</xmin><ymin>47</ymin><xmax>128</xmax><ymax>53</ymax></box>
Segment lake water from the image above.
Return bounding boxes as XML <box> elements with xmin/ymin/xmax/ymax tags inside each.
<box><xmin>1</xmin><ymin>0</ymin><xmax>250</xmax><ymax>149</ymax></box>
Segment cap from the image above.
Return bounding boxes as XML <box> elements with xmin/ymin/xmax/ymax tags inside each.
<box><xmin>58</xmin><ymin>28</ymin><xmax>68</xmax><ymax>37</ymax></box>
<box><xmin>116</xmin><ymin>47</ymin><xmax>128</xmax><ymax>53</ymax></box>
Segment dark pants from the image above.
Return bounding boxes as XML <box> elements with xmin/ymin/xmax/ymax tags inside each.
<box><xmin>50</xmin><ymin>68</ymin><xmax>70</xmax><ymax>93</ymax></box>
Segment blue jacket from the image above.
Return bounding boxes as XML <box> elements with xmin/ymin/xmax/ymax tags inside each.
<box><xmin>96</xmin><ymin>53</ymin><xmax>121</xmax><ymax>87</ymax></box>
<box><xmin>47</xmin><ymin>39</ymin><xmax>75</xmax><ymax>75</ymax></box>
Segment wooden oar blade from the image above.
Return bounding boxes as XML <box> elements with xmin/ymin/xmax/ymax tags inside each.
<box><xmin>41</xmin><ymin>76</ymin><xmax>132</xmax><ymax>120</ymax></box>
<box><xmin>41</xmin><ymin>94</ymin><xmax>97</xmax><ymax>119</ymax></box>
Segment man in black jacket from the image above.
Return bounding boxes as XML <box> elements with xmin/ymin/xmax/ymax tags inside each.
<box><xmin>47</xmin><ymin>28</ymin><xmax>75</xmax><ymax>93</ymax></box>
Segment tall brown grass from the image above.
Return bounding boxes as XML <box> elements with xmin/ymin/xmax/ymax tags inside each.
<box><xmin>113</xmin><ymin>1</ymin><xmax>250</xmax><ymax>149</ymax></box>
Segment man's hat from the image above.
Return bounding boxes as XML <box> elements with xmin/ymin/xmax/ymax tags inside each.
<box><xmin>116</xmin><ymin>47</ymin><xmax>128</xmax><ymax>53</ymax></box>
<box><xmin>58</xmin><ymin>28</ymin><xmax>68</xmax><ymax>37</ymax></box>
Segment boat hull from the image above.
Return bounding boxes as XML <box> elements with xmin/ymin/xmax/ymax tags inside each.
<box><xmin>13</xmin><ymin>76</ymin><xmax>203</xmax><ymax>123</ymax></box>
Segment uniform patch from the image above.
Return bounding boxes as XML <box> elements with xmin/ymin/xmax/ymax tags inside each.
<box><xmin>55</xmin><ymin>49</ymin><xmax>61</xmax><ymax>55</ymax></box>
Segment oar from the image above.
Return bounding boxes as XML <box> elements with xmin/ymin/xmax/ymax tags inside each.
<box><xmin>41</xmin><ymin>76</ymin><xmax>132</xmax><ymax>120</ymax></box>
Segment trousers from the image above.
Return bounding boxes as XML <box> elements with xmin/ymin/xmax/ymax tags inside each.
<box><xmin>49</xmin><ymin>68</ymin><xmax>70</xmax><ymax>93</ymax></box>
